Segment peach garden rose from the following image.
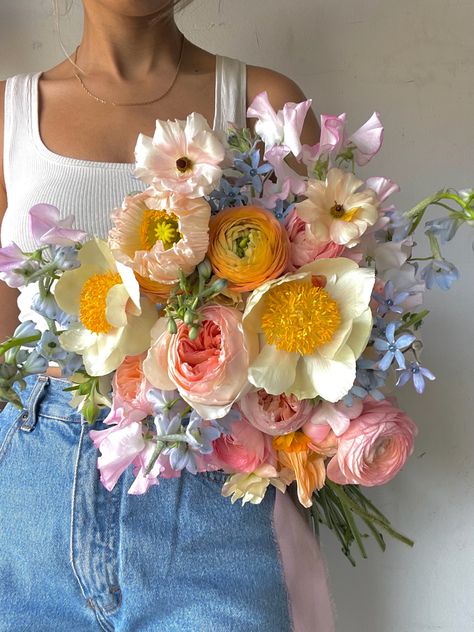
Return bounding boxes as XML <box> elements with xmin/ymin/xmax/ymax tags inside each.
<box><xmin>143</xmin><ymin>305</ymin><xmax>259</xmax><ymax>420</ymax></box>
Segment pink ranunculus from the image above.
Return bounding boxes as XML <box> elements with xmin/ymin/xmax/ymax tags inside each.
<box><xmin>326</xmin><ymin>396</ymin><xmax>418</xmax><ymax>486</ymax></box>
<box><xmin>143</xmin><ymin>305</ymin><xmax>258</xmax><ymax>420</ymax></box>
<box><xmin>211</xmin><ymin>418</ymin><xmax>274</xmax><ymax>473</ymax></box>
<box><xmin>283</xmin><ymin>207</ymin><xmax>346</xmax><ymax>271</ymax></box>
<box><xmin>238</xmin><ymin>388</ymin><xmax>316</xmax><ymax>436</ymax></box>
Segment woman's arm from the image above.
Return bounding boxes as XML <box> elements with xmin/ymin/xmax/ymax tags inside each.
<box><xmin>0</xmin><ymin>79</ymin><xmax>21</xmax><ymax>343</ymax></box>
<box><xmin>247</xmin><ymin>65</ymin><xmax>321</xmax><ymax>154</ymax></box>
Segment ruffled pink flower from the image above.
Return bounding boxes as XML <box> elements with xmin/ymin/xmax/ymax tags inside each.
<box><xmin>283</xmin><ymin>207</ymin><xmax>346</xmax><ymax>270</ymax></box>
<box><xmin>264</xmin><ymin>145</ymin><xmax>307</xmax><ymax>196</ymax></box>
<box><xmin>327</xmin><ymin>396</ymin><xmax>418</xmax><ymax>486</ymax></box>
<box><xmin>238</xmin><ymin>388</ymin><xmax>316</xmax><ymax>436</ymax></box>
<box><xmin>0</xmin><ymin>242</ymin><xmax>30</xmax><ymax>287</ymax></box>
<box><xmin>211</xmin><ymin>418</ymin><xmax>274</xmax><ymax>473</ymax></box>
<box><xmin>134</xmin><ymin>113</ymin><xmax>225</xmax><ymax>198</ymax></box>
<box><xmin>143</xmin><ymin>305</ymin><xmax>258</xmax><ymax>420</ymax></box>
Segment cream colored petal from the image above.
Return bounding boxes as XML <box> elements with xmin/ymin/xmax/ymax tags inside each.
<box><xmin>301</xmin><ymin>345</ymin><xmax>356</xmax><ymax>403</ymax></box>
<box><xmin>298</xmin><ymin>256</ymin><xmax>358</xmax><ymax>280</ymax></box>
<box><xmin>329</xmin><ymin>267</ymin><xmax>375</xmax><ymax>321</ymax></box>
<box><xmin>329</xmin><ymin>219</ymin><xmax>362</xmax><ymax>246</ymax></box>
<box><xmin>79</xmin><ymin>238</ymin><xmax>117</xmax><ymax>272</ymax></box>
<box><xmin>248</xmin><ymin>344</ymin><xmax>299</xmax><ymax>394</ymax></box>
<box><xmin>345</xmin><ymin>307</ymin><xmax>373</xmax><ymax>359</ymax></box>
<box><xmin>105</xmin><ymin>284</ymin><xmax>129</xmax><ymax>329</ymax></box>
<box><xmin>115</xmin><ymin>260</ymin><xmax>141</xmax><ymax>310</ymax></box>
<box><xmin>119</xmin><ymin>297</ymin><xmax>158</xmax><ymax>356</ymax></box>
<box><xmin>142</xmin><ymin>317</ymin><xmax>176</xmax><ymax>390</ymax></box>
<box><xmin>58</xmin><ymin>324</ymin><xmax>97</xmax><ymax>353</ymax></box>
<box><xmin>289</xmin><ymin>356</ymin><xmax>318</xmax><ymax>399</ymax></box>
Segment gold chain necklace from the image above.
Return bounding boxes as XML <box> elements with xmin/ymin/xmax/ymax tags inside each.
<box><xmin>72</xmin><ymin>33</ymin><xmax>185</xmax><ymax>107</ymax></box>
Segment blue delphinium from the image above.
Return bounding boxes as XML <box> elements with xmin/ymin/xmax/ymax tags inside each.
<box><xmin>395</xmin><ymin>360</ymin><xmax>436</xmax><ymax>394</ymax></box>
<box><xmin>420</xmin><ymin>258</ymin><xmax>460</xmax><ymax>290</ymax></box>
<box><xmin>37</xmin><ymin>331</ymin><xmax>68</xmax><ymax>362</ymax></box>
<box><xmin>425</xmin><ymin>218</ymin><xmax>463</xmax><ymax>244</ymax></box>
<box><xmin>379</xmin><ymin>208</ymin><xmax>413</xmax><ymax>242</ymax></box>
<box><xmin>234</xmin><ymin>150</ymin><xmax>273</xmax><ymax>195</ymax></box>
<box><xmin>371</xmin><ymin>280</ymin><xmax>411</xmax><ymax>317</ymax></box>
<box><xmin>373</xmin><ymin>321</ymin><xmax>416</xmax><ymax>371</ymax></box>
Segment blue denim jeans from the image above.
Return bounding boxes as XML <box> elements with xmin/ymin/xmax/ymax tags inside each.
<box><xmin>0</xmin><ymin>375</ymin><xmax>294</xmax><ymax>632</ymax></box>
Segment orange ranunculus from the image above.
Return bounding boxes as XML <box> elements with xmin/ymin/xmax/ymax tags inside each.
<box><xmin>207</xmin><ymin>206</ymin><xmax>290</xmax><ymax>293</ymax></box>
<box><xmin>273</xmin><ymin>431</ymin><xmax>326</xmax><ymax>507</ymax></box>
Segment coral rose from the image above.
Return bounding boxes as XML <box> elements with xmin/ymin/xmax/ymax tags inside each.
<box><xmin>327</xmin><ymin>396</ymin><xmax>418</xmax><ymax>486</ymax></box>
<box><xmin>211</xmin><ymin>418</ymin><xmax>274</xmax><ymax>473</ymax></box>
<box><xmin>207</xmin><ymin>206</ymin><xmax>290</xmax><ymax>293</ymax></box>
<box><xmin>143</xmin><ymin>305</ymin><xmax>258</xmax><ymax>420</ymax></box>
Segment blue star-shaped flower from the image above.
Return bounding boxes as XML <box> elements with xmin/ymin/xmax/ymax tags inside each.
<box><xmin>395</xmin><ymin>360</ymin><xmax>436</xmax><ymax>394</ymax></box>
<box><xmin>371</xmin><ymin>280</ymin><xmax>410</xmax><ymax>316</ymax></box>
<box><xmin>234</xmin><ymin>150</ymin><xmax>273</xmax><ymax>194</ymax></box>
<box><xmin>373</xmin><ymin>321</ymin><xmax>416</xmax><ymax>371</ymax></box>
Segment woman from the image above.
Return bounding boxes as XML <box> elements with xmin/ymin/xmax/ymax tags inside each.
<box><xmin>0</xmin><ymin>1</ymin><xmax>335</xmax><ymax>630</ymax></box>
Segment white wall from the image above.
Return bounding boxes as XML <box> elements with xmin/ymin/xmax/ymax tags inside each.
<box><xmin>1</xmin><ymin>1</ymin><xmax>473</xmax><ymax>630</ymax></box>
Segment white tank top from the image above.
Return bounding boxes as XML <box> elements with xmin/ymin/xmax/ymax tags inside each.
<box><xmin>1</xmin><ymin>54</ymin><xmax>247</xmax><ymax>251</ymax></box>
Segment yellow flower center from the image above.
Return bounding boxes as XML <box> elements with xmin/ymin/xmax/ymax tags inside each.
<box><xmin>176</xmin><ymin>156</ymin><xmax>193</xmax><ymax>173</ymax></box>
<box><xmin>79</xmin><ymin>272</ymin><xmax>122</xmax><ymax>334</ymax></box>
<box><xmin>260</xmin><ymin>280</ymin><xmax>341</xmax><ymax>355</ymax></box>
<box><xmin>140</xmin><ymin>210</ymin><xmax>182</xmax><ymax>251</ymax></box>
<box><xmin>330</xmin><ymin>201</ymin><xmax>361</xmax><ymax>222</ymax></box>
<box><xmin>273</xmin><ymin>431</ymin><xmax>312</xmax><ymax>453</ymax></box>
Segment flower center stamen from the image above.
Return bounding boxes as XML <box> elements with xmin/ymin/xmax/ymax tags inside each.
<box><xmin>79</xmin><ymin>272</ymin><xmax>122</xmax><ymax>334</ymax></box>
<box><xmin>330</xmin><ymin>200</ymin><xmax>361</xmax><ymax>222</ymax></box>
<box><xmin>260</xmin><ymin>280</ymin><xmax>341</xmax><ymax>355</ymax></box>
<box><xmin>176</xmin><ymin>156</ymin><xmax>193</xmax><ymax>173</ymax></box>
<box><xmin>140</xmin><ymin>210</ymin><xmax>182</xmax><ymax>251</ymax></box>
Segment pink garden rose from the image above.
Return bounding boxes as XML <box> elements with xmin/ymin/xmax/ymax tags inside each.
<box><xmin>211</xmin><ymin>417</ymin><xmax>274</xmax><ymax>473</ymax></box>
<box><xmin>114</xmin><ymin>352</ymin><xmax>152</xmax><ymax>412</ymax></box>
<box><xmin>283</xmin><ymin>207</ymin><xmax>346</xmax><ymax>271</ymax></box>
<box><xmin>326</xmin><ymin>396</ymin><xmax>418</xmax><ymax>486</ymax></box>
<box><xmin>143</xmin><ymin>305</ymin><xmax>258</xmax><ymax>420</ymax></box>
<box><xmin>238</xmin><ymin>388</ymin><xmax>317</xmax><ymax>436</ymax></box>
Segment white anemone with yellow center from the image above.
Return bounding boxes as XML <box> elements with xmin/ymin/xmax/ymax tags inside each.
<box><xmin>54</xmin><ymin>239</ymin><xmax>158</xmax><ymax>376</ymax></box>
<box><xmin>295</xmin><ymin>167</ymin><xmax>380</xmax><ymax>248</ymax></box>
<box><xmin>242</xmin><ymin>257</ymin><xmax>375</xmax><ymax>402</ymax></box>
<box><xmin>108</xmin><ymin>189</ymin><xmax>210</xmax><ymax>288</ymax></box>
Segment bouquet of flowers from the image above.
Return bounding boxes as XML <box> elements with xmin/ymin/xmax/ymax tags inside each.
<box><xmin>1</xmin><ymin>93</ymin><xmax>472</xmax><ymax>565</ymax></box>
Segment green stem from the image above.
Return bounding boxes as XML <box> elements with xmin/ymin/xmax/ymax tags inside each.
<box><xmin>144</xmin><ymin>440</ymin><xmax>165</xmax><ymax>476</ymax></box>
<box><xmin>0</xmin><ymin>334</ymin><xmax>41</xmax><ymax>358</ymax></box>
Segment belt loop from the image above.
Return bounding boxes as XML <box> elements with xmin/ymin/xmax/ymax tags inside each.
<box><xmin>19</xmin><ymin>375</ymin><xmax>50</xmax><ymax>433</ymax></box>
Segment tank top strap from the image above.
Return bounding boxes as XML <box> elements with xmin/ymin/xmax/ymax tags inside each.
<box><xmin>3</xmin><ymin>72</ymin><xmax>37</xmax><ymax>191</ymax></box>
<box><xmin>214</xmin><ymin>55</ymin><xmax>247</xmax><ymax>133</ymax></box>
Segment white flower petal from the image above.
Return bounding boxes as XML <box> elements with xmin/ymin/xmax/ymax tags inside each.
<box><xmin>105</xmin><ymin>284</ymin><xmax>129</xmax><ymax>329</ymax></box>
<box><xmin>248</xmin><ymin>344</ymin><xmax>299</xmax><ymax>394</ymax></box>
<box><xmin>329</xmin><ymin>267</ymin><xmax>375</xmax><ymax>321</ymax></box>
<box><xmin>301</xmin><ymin>346</ymin><xmax>356</xmax><ymax>402</ymax></box>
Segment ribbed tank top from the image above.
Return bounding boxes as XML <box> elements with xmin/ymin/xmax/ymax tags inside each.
<box><xmin>1</xmin><ymin>54</ymin><xmax>247</xmax><ymax>251</ymax></box>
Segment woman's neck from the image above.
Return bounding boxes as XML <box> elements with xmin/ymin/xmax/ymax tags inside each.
<box><xmin>78</xmin><ymin>6</ymin><xmax>183</xmax><ymax>82</ymax></box>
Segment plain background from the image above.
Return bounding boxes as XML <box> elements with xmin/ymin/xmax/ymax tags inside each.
<box><xmin>1</xmin><ymin>1</ymin><xmax>473</xmax><ymax>631</ymax></box>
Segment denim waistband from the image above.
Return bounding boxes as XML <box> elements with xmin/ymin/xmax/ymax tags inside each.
<box><xmin>14</xmin><ymin>374</ymin><xmax>111</xmax><ymax>427</ymax></box>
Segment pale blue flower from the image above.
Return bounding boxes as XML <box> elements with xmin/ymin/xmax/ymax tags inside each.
<box><xmin>372</xmin><ymin>280</ymin><xmax>410</xmax><ymax>316</ymax></box>
<box><xmin>395</xmin><ymin>360</ymin><xmax>436</xmax><ymax>394</ymax></box>
<box><xmin>425</xmin><ymin>218</ymin><xmax>463</xmax><ymax>244</ymax></box>
<box><xmin>420</xmin><ymin>258</ymin><xmax>460</xmax><ymax>290</ymax></box>
<box><xmin>373</xmin><ymin>321</ymin><xmax>416</xmax><ymax>370</ymax></box>
<box><xmin>21</xmin><ymin>350</ymin><xmax>49</xmax><ymax>375</ymax></box>
<box><xmin>235</xmin><ymin>150</ymin><xmax>273</xmax><ymax>194</ymax></box>
<box><xmin>209</xmin><ymin>179</ymin><xmax>248</xmax><ymax>213</ymax></box>
<box><xmin>37</xmin><ymin>331</ymin><xmax>68</xmax><ymax>361</ymax></box>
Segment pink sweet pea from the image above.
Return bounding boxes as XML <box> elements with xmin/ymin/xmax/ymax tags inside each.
<box><xmin>303</xmin><ymin>112</ymin><xmax>384</xmax><ymax>170</ymax></box>
<box><xmin>29</xmin><ymin>204</ymin><xmax>88</xmax><ymax>246</ymax></box>
<box><xmin>302</xmin><ymin>398</ymin><xmax>364</xmax><ymax>442</ymax></box>
<box><xmin>0</xmin><ymin>242</ymin><xmax>30</xmax><ymax>287</ymax></box>
<box><xmin>326</xmin><ymin>396</ymin><xmax>418</xmax><ymax>486</ymax></box>
<box><xmin>247</xmin><ymin>91</ymin><xmax>312</xmax><ymax>159</ymax></box>
<box><xmin>264</xmin><ymin>145</ymin><xmax>307</xmax><ymax>196</ymax></box>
